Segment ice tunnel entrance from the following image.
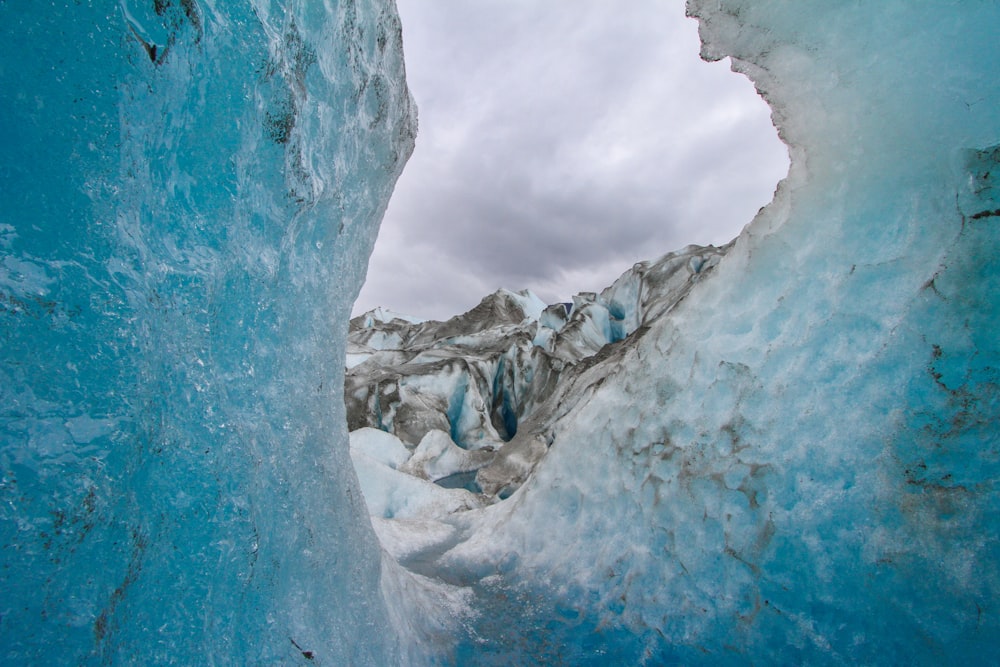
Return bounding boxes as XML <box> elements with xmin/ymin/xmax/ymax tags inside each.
<box><xmin>345</xmin><ymin>0</ymin><xmax>787</xmax><ymax>588</ymax></box>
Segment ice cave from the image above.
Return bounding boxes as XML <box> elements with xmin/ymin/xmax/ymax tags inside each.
<box><xmin>1</xmin><ymin>1</ymin><xmax>998</xmax><ymax>665</ymax></box>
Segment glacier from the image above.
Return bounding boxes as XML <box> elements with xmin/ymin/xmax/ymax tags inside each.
<box><xmin>2</xmin><ymin>0</ymin><xmax>1000</xmax><ymax>665</ymax></box>
<box><xmin>346</xmin><ymin>244</ymin><xmax>728</xmax><ymax>500</ymax></box>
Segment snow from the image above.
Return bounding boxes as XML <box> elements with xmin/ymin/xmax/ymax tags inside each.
<box><xmin>351</xmin><ymin>451</ymin><xmax>484</xmax><ymax>520</ymax></box>
<box><xmin>349</xmin><ymin>427</ymin><xmax>412</xmax><ymax>469</ymax></box>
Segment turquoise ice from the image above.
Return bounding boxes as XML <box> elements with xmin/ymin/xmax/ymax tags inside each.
<box><xmin>1</xmin><ymin>1</ymin><xmax>414</xmax><ymax>663</ymax></box>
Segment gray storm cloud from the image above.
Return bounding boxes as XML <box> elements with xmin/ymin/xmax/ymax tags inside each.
<box><xmin>355</xmin><ymin>0</ymin><xmax>788</xmax><ymax>321</ymax></box>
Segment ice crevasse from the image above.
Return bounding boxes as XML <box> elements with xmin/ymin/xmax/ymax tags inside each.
<box><xmin>0</xmin><ymin>0</ymin><xmax>999</xmax><ymax>666</ymax></box>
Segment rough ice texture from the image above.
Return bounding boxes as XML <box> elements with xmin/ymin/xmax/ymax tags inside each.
<box><xmin>346</xmin><ymin>246</ymin><xmax>725</xmax><ymax>500</ymax></box>
<box><xmin>415</xmin><ymin>2</ymin><xmax>1000</xmax><ymax>663</ymax></box>
<box><xmin>6</xmin><ymin>0</ymin><xmax>999</xmax><ymax>663</ymax></box>
<box><xmin>0</xmin><ymin>1</ymin><xmax>414</xmax><ymax>663</ymax></box>
<box><xmin>354</xmin><ymin>2</ymin><xmax>1000</xmax><ymax>664</ymax></box>
<box><xmin>347</xmin><ymin>246</ymin><xmax>731</xmax><ymax>661</ymax></box>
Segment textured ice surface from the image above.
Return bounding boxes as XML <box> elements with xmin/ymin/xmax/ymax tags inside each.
<box><xmin>422</xmin><ymin>2</ymin><xmax>1000</xmax><ymax>663</ymax></box>
<box><xmin>1</xmin><ymin>1</ymin><xmax>414</xmax><ymax>663</ymax></box>
<box><xmin>6</xmin><ymin>0</ymin><xmax>999</xmax><ymax>663</ymax></box>
<box><xmin>362</xmin><ymin>2</ymin><xmax>1000</xmax><ymax>664</ymax></box>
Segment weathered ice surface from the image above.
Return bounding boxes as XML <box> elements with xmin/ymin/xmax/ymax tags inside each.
<box><xmin>346</xmin><ymin>245</ymin><xmax>726</xmax><ymax>498</ymax></box>
<box><xmin>348</xmin><ymin>245</ymin><xmax>730</xmax><ymax>662</ymax></box>
<box><xmin>0</xmin><ymin>1</ymin><xmax>414</xmax><ymax>663</ymax></box>
<box><xmin>6</xmin><ymin>0</ymin><xmax>999</xmax><ymax>663</ymax></box>
<box><xmin>363</xmin><ymin>2</ymin><xmax>1000</xmax><ymax>664</ymax></box>
<box><xmin>434</xmin><ymin>3</ymin><xmax>1000</xmax><ymax>663</ymax></box>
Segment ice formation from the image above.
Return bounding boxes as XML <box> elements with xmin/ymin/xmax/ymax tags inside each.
<box><xmin>1</xmin><ymin>0</ymin><xmax>414</xmax><ymax>663</ymax></box>
<box><xmin>346</xmin><ymin>246</ymin><xmax>727</xmax><ymax>499</ymax></box>
<box><xmin>3</xmin><ymin>0</ymin><xmax>999</xmax><ymax>664</ymax></box>
<box><xmin>356</xmin><ymin>1</ymin><xmax>1000</xmax><ymax>664</ymax></box>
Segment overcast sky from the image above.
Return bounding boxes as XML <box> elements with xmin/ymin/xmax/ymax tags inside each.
<box><xmin>353</xmin><ymin>1</ymin><xmax>788</xmax><ymax>321</ymax></box>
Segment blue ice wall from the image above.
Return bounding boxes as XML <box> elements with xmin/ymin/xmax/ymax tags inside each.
<box><xmin>1</xmin><ymin>1</ymin><xmax>414</xmax><ymax>663</ymax></box>
<box><xmin>438</xmin><ymin>2</ymin><xmax>1000</xmax><ymax>663</ymax></box>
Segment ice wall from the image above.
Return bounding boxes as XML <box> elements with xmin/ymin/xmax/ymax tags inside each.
<box><xmin>0</xmin><ymin>1</ymin><xmax>414</xmax><ymax>663</ymax></box>
<box><xmin>436</xmin><ymin>2</ymin><xmax>1000</xmax><ymax>663</ymax></box>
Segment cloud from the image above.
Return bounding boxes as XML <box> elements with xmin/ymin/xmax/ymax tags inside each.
<box><xmin>355</xmin><ymin>0</ymin><xmax>788</xmax><ymax>321</ymax></box>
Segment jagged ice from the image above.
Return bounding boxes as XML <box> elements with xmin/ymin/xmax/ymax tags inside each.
<box><xmin>2</xmin><ymin>0</ymin><xmax>999</xmax><ymax>665</ymax></box>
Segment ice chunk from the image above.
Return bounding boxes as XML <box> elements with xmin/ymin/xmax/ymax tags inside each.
<box><xmin>351</xmin><ymin>450</ymin><xmax>484</xmax><ymax>520</ymax></box>
<box><xmin>349</xmin><ymin>427</ymin><xmax>412</xmax><ymax>469</ymax></box>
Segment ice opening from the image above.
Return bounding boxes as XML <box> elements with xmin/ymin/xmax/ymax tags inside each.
<box><xmin>346</xmin><ymin>2</ymin><xmax>787</xmax><ymax>508</ymax></box>
<box><xmin>354</xmin><ymin>0</ymin><xmax>788</xmax><ymax>320</ymax></box>
<box><xmin>8</xmin><ymin>0</ymin><xmax>995</xmax><ymax>663</ymax></box>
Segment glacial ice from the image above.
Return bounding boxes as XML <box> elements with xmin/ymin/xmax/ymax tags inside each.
<box><xmin>350</xmin><ymin>445</ymin><xmax>484</xmax><ymax>521</ymax></box>
<box><xmin>1</xmin><ymin>0</ymin><xmax>414</xmax><ymax>663</ymax></box>
<box><xmin>3</xmin><ymin>0</ymin><xmax>999</xmax><ymax>664</ymax></box>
